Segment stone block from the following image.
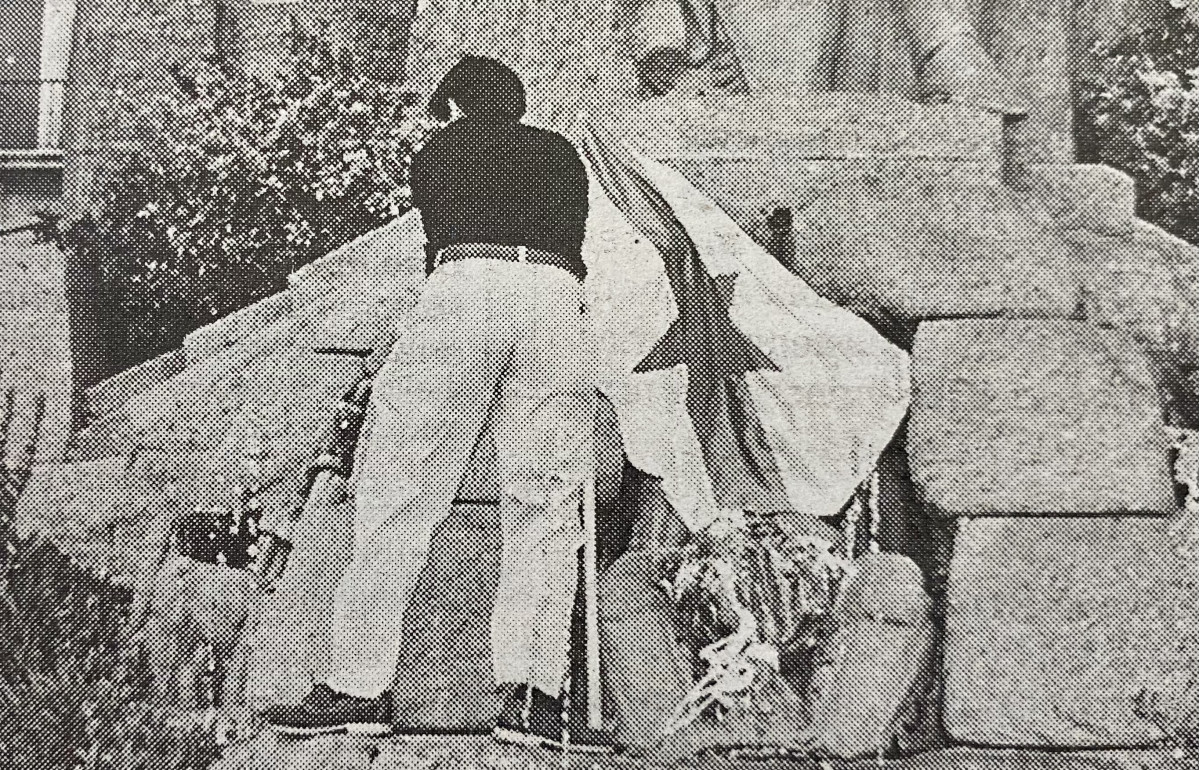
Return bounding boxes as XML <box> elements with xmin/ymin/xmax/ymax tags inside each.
<box><xmin>944</xmin><ymin>517</ymin><xmax>1199</xmax><ymax>747</ymax></box>
<box><xmin>1026</xmin><ymin>164</ymin><xmax>1135</xmax><ymax>237</ymax></box>
<box><xmin>391</xmin><ymin>504</ymin><xmax>503</xmax><ymax>733</ymax></box>
<box><xmin>85</xmin><ymin>348</ymin><xmax>187</xmax><ymax>419</ymax></box>
<box><xmin>72</xmin><ymin>341</ymin><xmax>365</xmax><ymax>473</ymax></box>
<box><xmin>1057</xmin><ymin>220</ymin><xmax>1199</xmax><ymax>423</ymax></box>
<box><xmin>622</xmin><ymin>92</ymin><xmax>1003</xmax><ymax>164</ymax></box>
<box><xmin>14</xmin><ymin>457</ymin><xmax>130</xmax><ymax>571</ymax></box>
<box><xmin>908</xmin><ymin>319</ymin><xmax>1173</xmax><ymax>517</ymax></box>
<box><xmin>183</xmin><ymin>291</ymin><xmax>294</xmax><ymax>366</ymax></box>
<box><xmin>287</xmin><ymin>211</ymin><xmax>424</xmax><ymax>309</ymax></box>
<box><xmin>805</xmin><ymin>554</ymin><xmax>937</xmax><ymax>759</ymax></box>
<box><xmin>795</xmin><ymin>167</ymin><xmax>1079</xmax><ymax>326</ymax></box>
<box><xmin>638</xmin><ymin>154</ymin><xmax>1081</xmax><ymax>332</ymax></box>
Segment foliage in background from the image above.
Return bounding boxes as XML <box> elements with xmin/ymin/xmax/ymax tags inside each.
<box><xmin>0</xmin><ymin>397</ymin><xmax>233</xmax><ymax>770</ymax></box>
<box><xmin>1077</xmin><ymin>9</ymin><xmax>1199</xmax><ymax>245</ymax></box>
<box><xmin>38</xmin><ymin>37</ymin><xmax>437</xmax><ymax>373</ymax></box>
<box><xmin>0</xmin><ymin>534</ymin><xmax>233</xmax><ymax>770</ymax></box>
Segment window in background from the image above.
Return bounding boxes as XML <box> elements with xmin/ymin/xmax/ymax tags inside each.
<box><xmin>1</xmin><ymin>0</ymin><xmax>75</xmax><ymax>153</ymax></box>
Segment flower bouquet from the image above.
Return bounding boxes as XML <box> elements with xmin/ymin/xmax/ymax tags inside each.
<box><xmin>655</xmin><ymin>514</ymin><xmax>854</xmax><ymax>745</ymax></box>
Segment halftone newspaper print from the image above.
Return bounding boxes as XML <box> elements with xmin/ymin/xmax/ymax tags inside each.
<box><xmin>3</xmin><ymin>1</ymin><xmax>1199</xmax><ymax>769</ymax></box>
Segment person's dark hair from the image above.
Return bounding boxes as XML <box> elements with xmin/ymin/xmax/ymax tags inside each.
<box><xmin>428</xmin><ymin>55</ymin><xmax>527</xmax><ymax>122</ymax></box>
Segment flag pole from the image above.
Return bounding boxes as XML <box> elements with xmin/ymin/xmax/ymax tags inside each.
<box><xmin>583</xmin><ymin>371</ymin><xmax>603</xmax><ymax>730</ymax></box>
<box><xmin>572</xmin><ymin>111</ymin><xmax>603</xmax><ymax>733</ymax></box>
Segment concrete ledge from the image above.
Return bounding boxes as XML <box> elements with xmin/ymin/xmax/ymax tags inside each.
<box><xmin>84</xmin><ymin>348</ymin><xmax>186</xmax><ymax>419</ymax></box>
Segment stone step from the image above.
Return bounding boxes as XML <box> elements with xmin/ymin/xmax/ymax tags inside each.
<box><xmin>622</xmin><ymin>92</ymin><xmax>1004</xmax><ymax>165</ymax></box>
<box><xmin>907</xmin><ymin>319</ymin><xmax>1174</xmax><ymax>518</ymax></box>
<box><xmin>944</xmin><ymin>516</ymin><xmax>1199</xmax><ymax>748</ymax></box>
<box><xmin>1022</xmin><ymin>164</ymin><xmax>1136</xmax><ymax>238</ymax></box>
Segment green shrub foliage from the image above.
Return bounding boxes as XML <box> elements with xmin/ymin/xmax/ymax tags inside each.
<box><xmin>1077</xmin><ymin>11</ymin><xmax>1199</xmax><ymax>245</ymax></box>
<box><xmin>40</xmin><ymin>40</ymin><xmax>436</xmax><ymax>372</ymax></box>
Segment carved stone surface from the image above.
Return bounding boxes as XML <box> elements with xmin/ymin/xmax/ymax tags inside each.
<box><xmin>908</xmin><ymin>319</ymin><xmax>1173</xmax><ymax>517</ymax></box>
<box><xmin>944</xmin><ymin>516</ymin><xmax>1199</xmax><ymax>747</ymax></box>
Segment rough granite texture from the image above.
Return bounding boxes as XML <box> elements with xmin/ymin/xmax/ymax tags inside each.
<box><xmin>623</xmin><ymin>93</ymin><xmax>1004</xmax><ymax>164</ymax></box>
<box><xmin>84</xmin><ymin>348</ymin><xmax>187</xmax><ymax>419</ymax></box>
<box><xmin>1068</xmin><ymin>223</ymin><xmax>1199</xmax><ymax>424</ymax></box>
<box><xmin>908</xmin><ymin>319</ymin><xmax>1173</xmax><ymax>517</ymax></box>
<box><xmin>805</xmin><ymin>554</ymin><xmax>938</xmax><ymax>759</ymax></box>
<box><xmin>795</xmin><ymin>167</ymin><xmax>1080</xmax><ymax>325</ymax></box>
<box><xmin>1022</xmin><ymin>164</ymin><xmax>1135</xmax><ymax>237</ymax></box>
<box><xmin>14</xmin><ymin>449</ymin><xmax>214</xmax><ymax>591</ymax></box>
<box><xmin>616</xmin><ymin>95</ymin><xmax>1088</xmax><ymax>329</ymax></box>
<box><xmin>944</xmin><ymin>517</ymin><xmax>1199</xmax><ymax>747</ymax></box>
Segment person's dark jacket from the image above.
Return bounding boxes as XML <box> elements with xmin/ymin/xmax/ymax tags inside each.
<box><xmin>410</xmin><ymin>115</ymin><xmax>589</xmax><ymax>277</ymax></box>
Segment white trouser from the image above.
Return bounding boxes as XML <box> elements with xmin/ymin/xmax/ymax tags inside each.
<box><xmin>326</xmin><ymin>258</ymin><xmax>594</xmax><ymax>699</ymax></box>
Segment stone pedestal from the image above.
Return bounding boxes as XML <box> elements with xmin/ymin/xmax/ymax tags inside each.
<box><xmin>616</xmin><ymin>93</ymin><xmax>1084</xmax><ymax>337</ymax></box>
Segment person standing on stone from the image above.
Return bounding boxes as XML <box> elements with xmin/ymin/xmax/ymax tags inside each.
<box><xmin>260</xmin><ymin>55</ymin><xmax>607</xmax><ymax>752</ymax></box>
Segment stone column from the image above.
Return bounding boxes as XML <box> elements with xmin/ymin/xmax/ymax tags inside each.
<box><xmin>976</xmin><ymin>0</ymin><xmax>1075</xmax><ymax>162</ymax></box>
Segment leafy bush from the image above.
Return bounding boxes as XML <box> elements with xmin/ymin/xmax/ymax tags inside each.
<box><xmin>0</xmin><ymin>532</ymin><xmax>236</xmax><ymax>770</ymax></box>
<box><xmin>1077</xmin><ymin>10</ymin><xmax>1199</xmax><ymax>245</ymax></box>
<box><xmin>39</xmin><ymin>39</ymin><xmax>437</xmax><ymax>372</ymax></box>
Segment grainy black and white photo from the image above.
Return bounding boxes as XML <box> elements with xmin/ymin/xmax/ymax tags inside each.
<box><xmin>2</xmin><ymin>0</ymin><xmax>1199</xmax><ymax>768</ymax></box>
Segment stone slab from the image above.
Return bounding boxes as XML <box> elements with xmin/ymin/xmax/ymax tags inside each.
<box><xmin>796</xmin><ymin>167</ymin><xmax>1080</xmax><ymax>326</ymax></box>
<box><xmin>622</xmin><ymin>92</ymin><xmax>1003</xmax><ymax>164</ymax></box>
<box><xmin>85</xmin><ymin>347</ymin><xmax>187</xmax><ymax>419</ymax></box>
<box><xmin>14</xmin><ymin>456</ymin><xmax>130</xmax><ymax>573</ymax></box>
<box><xmin>73</xmin><ymin>341</ymin><xmax>365</xmax><ymax>467</ymax></box>
<box><xmin>944</xmin><ymin>516</ymin><xmax>1199</xmax><ymax>747</ymax></box>
<box><xmin>908</xmin><ymin>319</ymin><xmax>1173</xmax><ymax>517</ymax></box>
<box><xmin>183</xmin><ymin>290</ymin><xmax>294</xmax><ymax>366</ymax></box>
<box><xmin>651</xmin><ymin>155</ymin><xmax>1079</xmax><ymax>329</ymax></box>
<box><xmin>287</xmin><ymin>210</ymin><xmax>424</xmax><ymax>309</ymax></box>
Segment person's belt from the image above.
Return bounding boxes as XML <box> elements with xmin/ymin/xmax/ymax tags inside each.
<box><xmin>436</xmin><ymin>243</ymin><xmax>584</xmax><ymax>282</ymax></box>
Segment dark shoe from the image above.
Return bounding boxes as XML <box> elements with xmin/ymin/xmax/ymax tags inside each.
<box><xmin>493</xmin><ymin>685</ymin><xmax>612</xmax><ymax>754</ymax></box>
<box><xmin>260</xmin><ymin>684</ymin><xmax>393</xmax><ymax>738</ymax></box>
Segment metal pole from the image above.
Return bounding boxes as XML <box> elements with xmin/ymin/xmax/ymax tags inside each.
<box><xmin>582</xmin><ymin>417</ymin><xmax>602</xmax><ymax>730</ymax></box>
